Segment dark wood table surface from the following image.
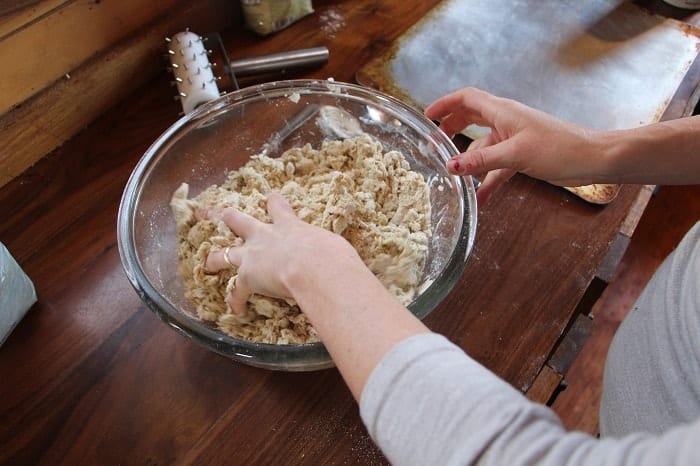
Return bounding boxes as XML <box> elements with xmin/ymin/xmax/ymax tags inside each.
<box><xmin>1</xmin><ymin>1</ymin><xmax>698</xmax><ymax>464</ymax></box>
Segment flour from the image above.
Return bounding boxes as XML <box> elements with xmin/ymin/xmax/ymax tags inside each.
<box><xmin>171</xmin><ymin>136</ymin><xmax>431</xmax><ymax>344</ymax></box>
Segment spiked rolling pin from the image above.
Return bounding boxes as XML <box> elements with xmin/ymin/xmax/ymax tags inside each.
<box><xmin>166</xmin><ymin>30</ymin><xmax>328</xmax><ymax>114</ymax></box>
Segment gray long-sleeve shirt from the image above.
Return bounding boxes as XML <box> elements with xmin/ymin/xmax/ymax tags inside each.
<box><xmin>360</xmin><ymin>222</ymin><xmax>700</xmax><ymax>465</ymax></box>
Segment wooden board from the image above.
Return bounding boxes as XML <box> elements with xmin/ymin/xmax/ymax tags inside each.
<box><xmin>0</xmin><ymin>0</ymin><xmax>237</xmax><ymax>188</ymax></box>
<box><xmin>0</xmin><ymin>0</ymin><xmax>68</xmax><ymax>39</ymax></box>
<box><xmin>0</xmin><ymin>0</ymin><xmax>190</xmax><ymax>116</ymax></box>
<box><xmin>526</xmin><ymin>365</ymin><xmax>564</xmax><ymax>405</ymax></box>
<box><xmin>0</xmin><ymin>1</ymin><xmax>687</xmax><ymax>464</ymax></box>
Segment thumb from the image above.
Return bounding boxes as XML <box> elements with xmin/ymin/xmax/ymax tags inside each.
<box><xmin>226</xmin><ymin>274</ymin><xmax>253</xmax><ymax>315</ymax></box>
<box><xmin>448</xmin><ymin>137</ymin><xmax>520</xmax><ymax>176</ymax></box>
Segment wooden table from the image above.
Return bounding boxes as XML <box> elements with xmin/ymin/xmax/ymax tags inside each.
<box><xmin>1</xmin><ymin>1</ymin><xmax>698</xmax><ymax>464</ymax></box>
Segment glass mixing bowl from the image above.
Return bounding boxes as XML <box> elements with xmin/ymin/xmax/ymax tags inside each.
<box><xmin>117</xmin><ymin>79</ymin><xmax>477</xmax><ymax>371</ymax></box>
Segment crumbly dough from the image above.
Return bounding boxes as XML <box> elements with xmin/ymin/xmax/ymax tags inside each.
<box><xmin>171</xmin><ymin>136</ymin><xmax>431</xmax><ymax>344</ymax></box>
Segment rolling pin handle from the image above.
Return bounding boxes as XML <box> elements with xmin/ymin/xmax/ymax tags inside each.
<box><xmin>228</xmin><ymin>46</ymin><xmax>329</xmax><ymax>77</ymax></box>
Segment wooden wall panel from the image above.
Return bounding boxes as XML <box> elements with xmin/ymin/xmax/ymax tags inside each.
<box><xmin>0</xmin><ymin>1</ymin><xmax>68</xmax><ymax>39</ymax></box>
<box><xmin>0</xmin><ymin>0</ymin><xmax>188</xmax><ymax>116</ymax></box>
<box><xmin>0</xmin><ymin>0</ymin><xmax>238</xmax><ymax>187</ymax></box>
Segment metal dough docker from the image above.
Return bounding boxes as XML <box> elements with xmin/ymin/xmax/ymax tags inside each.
<box><xmin>165</xmin><ymin>29</ymin><xmax>329</xmax><ymax>114</ymax></box>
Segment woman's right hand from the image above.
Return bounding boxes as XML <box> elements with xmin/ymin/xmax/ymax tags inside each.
<box><xmin>201</xmin><ymin>192</ymin><xmax>362</xmax><ymax>315</ymax></box>
<box><xmin>200</xmin><ymin>192</ymin><xmax>430</xmax><ymax>401</ymax></box>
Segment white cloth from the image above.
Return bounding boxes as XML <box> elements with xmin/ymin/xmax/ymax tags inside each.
<box><xmin>0</xmin><ymin>242</ymin><xmax>36</xmax><ymax>346</ymax></box>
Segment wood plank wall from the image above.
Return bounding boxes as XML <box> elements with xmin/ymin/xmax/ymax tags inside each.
<box><xmin>0</xmin><ymin>0</ymin><xmax>239</xmax><ymax>187</ymax></box>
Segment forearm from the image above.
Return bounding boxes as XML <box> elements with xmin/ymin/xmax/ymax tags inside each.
<box><xmin>285</xmin><ymin>244</ymin><xmax>430</xmax><ymax>400</ymax></box>
<box><xmin>600</xmin><ymin>115</ymin><xmax>700</xmax><ymax>185</ymax></box>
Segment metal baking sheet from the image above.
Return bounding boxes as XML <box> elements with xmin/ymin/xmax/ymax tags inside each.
<box><xmin>357</xmin><ymin>0</ymin><xmax>700</xmax><ymax>137</ymax></box>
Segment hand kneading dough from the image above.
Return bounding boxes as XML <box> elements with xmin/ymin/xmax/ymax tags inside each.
<box><xmin>171</xmin><ymin>136</ymin><xmax>431</xmax><ymax>344</ymax></box>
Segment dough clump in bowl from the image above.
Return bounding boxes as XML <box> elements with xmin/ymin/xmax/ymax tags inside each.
<box><xmin>171</xmin><ymin>136</ymin><xmax>431</xmax><ymax>344</ymax></box>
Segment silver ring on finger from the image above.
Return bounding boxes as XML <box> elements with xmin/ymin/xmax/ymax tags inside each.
<box><xmin>223</xmin><ymin>246</ymin><xmax>235</xmax><ymax>269</ymax></box>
